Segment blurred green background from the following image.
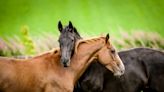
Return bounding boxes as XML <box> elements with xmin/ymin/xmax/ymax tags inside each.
<box><xmin>0</xmin><ymin>0</ymin><xmax>164</xmax><ymax>56</ymax></box>
<box><xmin>0</xmin><ymin>0</ymin><xmax>164</xmax><ymax>38</ymax></box>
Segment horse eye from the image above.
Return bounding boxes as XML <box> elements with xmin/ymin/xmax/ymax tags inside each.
<box><xmin>111</xmin><ymin>49</ymin><xmax>115</xmax><ymax>53</ymax></box>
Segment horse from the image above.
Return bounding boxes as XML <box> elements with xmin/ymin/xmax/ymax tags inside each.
<box><xmin>57</xmin><ymin>22</ymin><xmax>164</xmax><ymax>92</ymax></box>
<box><xmin>78</xmin><ymin>48</ymin><xmax>164</xmax><ymax>92</ymax></box>
<box><xmin>0</xmin><ymin>34</ymin><xmax>125</xmax><ymax>92</ymax></box>
<box><xmin>58</xmin><ymin>21</ymin><xmax>82</xmax><ymax>67</ymax></box>
<box><xmin>57</xmin><ymin>21</ymin><xmax>124</xmax><ymax>91</ymax></box>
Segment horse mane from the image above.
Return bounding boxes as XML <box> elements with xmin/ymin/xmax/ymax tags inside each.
<box><xmin>30</xmin><ymin>48</ymin><xmax>60</xmax><ymax>60</ymax></box>
<box><xmin>74</xmin><ymin>27</ymin><xmax>82</xmax><ymax>39</ymax></box>
<box><xmin>74</xmin><ymin>36</ymin><xmax>106</xmax><ymax>54</ymax></box>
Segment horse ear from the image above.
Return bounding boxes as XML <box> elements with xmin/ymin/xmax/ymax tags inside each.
<box><xmin>58</xmin><ymin>21</ymin><xmax>63</xmax><ymax>32</ymax></box>
<box><xmin>74</xmin><ymin>27</ymin><xmax>77</xmax><ymax>33</ymax></box>
<box><xmin>69</xmin><ymin>21</ymin><xmax>73</xmax><ymax>29</ymax></box>
<box><xmin>105</xmin><ymin>33</ymin><xmax>110</xmax><ymax>43</ymax></box>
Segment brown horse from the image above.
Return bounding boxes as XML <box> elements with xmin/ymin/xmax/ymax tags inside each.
<box><xmin>0</xmin><ymin>34</ymin><xmax>124</xmax><ymax>92</ymax></box>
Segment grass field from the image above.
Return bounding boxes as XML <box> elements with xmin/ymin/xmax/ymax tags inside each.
<box><xmin>0</xmin><ymin>0</ymin><xmax>164</xmax><ymax>39</ymax></box>
<box><xmin>0</xmin><ymin>0</ymin><xmax>164</xmax><ymax>55</ymax></box>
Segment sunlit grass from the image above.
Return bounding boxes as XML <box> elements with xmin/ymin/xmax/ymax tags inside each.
<box><xmin>0</xmin><ymin>29</ymin><xmax>163</xmax><ymax>56</ymax></box>
<box><xmin>113</xmin><ymin>30</ymin><xmax>164</xmax><ymax>51</ymax></box>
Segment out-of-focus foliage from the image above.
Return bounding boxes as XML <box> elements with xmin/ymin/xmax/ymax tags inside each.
<box><xmin>0</xmin><ymin>0</ymin><xmax>164</xmax><ymax>38</ymax></box>
<box><xmin>114</xmin><ymin>31</ymin><xmax>164</xmax><ymax>50</ymax></box>
<box><xmin>0</xmin><ymin>37</ymin><xmax>23</xmax><ymax>56</ymax></box>
<box><xmin>0</xmin><ymin>30</ymin><xmax>163</xmax><ymax>56</ymax></box>
<box><xmin>0</xmin><ymin>0</ymin><xmax>163</xmax><ymax>56</ymax></box>
<box><xmin>20</xmin><ymin>25</ymin><xmax>36</xmax><ymax>55</ymax></box>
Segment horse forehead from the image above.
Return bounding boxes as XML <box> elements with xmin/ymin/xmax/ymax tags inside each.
<box><xmin>62</xmin><ymin>26</ymin><xmax>72</xmax><ymax>32</ymax></box>
<box><xmin>61</xmin><ymin>35</ymin><xmax>74</xmax><ymax>41</ymax></box>
<box><xmin>62</xmin><ymin>33</ymin><xmax>75</xmax><ymax>40</ymax></box>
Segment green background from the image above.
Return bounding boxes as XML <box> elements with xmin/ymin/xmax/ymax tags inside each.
<box><xmin>0</xmin><ymin>0</ymin><xmax>164</xmax><ymax>38</ymax></box>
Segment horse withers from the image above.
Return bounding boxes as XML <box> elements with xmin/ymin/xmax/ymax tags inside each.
<box><xmin>0</xmin><ymin>34</ymin><xmax>124</xmax><ymax>92</ymax></box>
<box><xmin>58</xmin><ymin>21</ymin><xmax>82</xmax><ymax>67</ymax></box>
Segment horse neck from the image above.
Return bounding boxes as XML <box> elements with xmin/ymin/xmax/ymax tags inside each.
<box><xmin>69</xmin><ymin>38</ymin><xmax>105</xmax><ymax>84</ymax></box>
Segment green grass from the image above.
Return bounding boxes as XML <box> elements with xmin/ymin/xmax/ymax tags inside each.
<box><xmin>0</xmin><ymin>0</ymin><xmax>164</xmax><ymax>38</ymax></box>
<box><xmin>0</xmin><ymin>30</ymin><xmax>163</xmax><ymax>56</ymax></box>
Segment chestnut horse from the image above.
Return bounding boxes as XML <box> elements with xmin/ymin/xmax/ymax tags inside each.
<box><xmin>0</xmin><ymin>34</ymin><xmax>125</xmax><ymax>92</ymax></box>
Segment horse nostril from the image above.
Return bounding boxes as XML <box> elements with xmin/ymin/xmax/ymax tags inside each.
<box><xmin>61</xmin><ymin>59</ymin><xmax>67</xmax><ymax>67</ymax></box>
<box><xmin>117</xmin><ymin>63</ymin><xmax>120</xmax><ymax>67</ymax></box>
<box><xmin>63</xmin><ymin>61</ymin><xmax>68</xmax><ymax>67</ymax></box>
<box><xmin>61</xmin><ymin>57</ymin><xmax>71</xmax><ymax>67</ymax></box>
<box><xmin>121</xmin><ymin>70</ymin><xmax>124</xmax><ymax>74</ymax></box>
<box><xmin>63</xmin><ymin>63</ymin><xmax>68</xmax><ymax>67</ymax></box>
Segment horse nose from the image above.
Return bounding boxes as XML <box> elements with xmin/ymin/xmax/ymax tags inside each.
<box><xmin>120</xmin><ymin>69</ymin><xmax>124</xmax><ymax>75</ymax></box>
<box><xmin>61</xmin><ymin>58</ymin><xmax>70</xmax><ymax>67</ymax></box>
<box><xmin>118</xmin><ymin>62</ymin><xmax>125</xmax><ymax>73</ymax></box>
<box><xmin>63</xmin><ymin>62</ymin><xmax>68</xmax><ymax>67</ymax></box>
<box><xmin>63</xmin><ymin>59</ymin><xmax>68</xmax><ymax>67</ymax></box>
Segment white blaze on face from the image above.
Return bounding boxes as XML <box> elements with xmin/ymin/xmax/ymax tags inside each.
<box><xmin>114</xmin><ymin>55</ymin><xmax>125</xmax><ymax>76</ymax></box>
<box><xmin>105</xmin><ymin>54</ymin><xmax>125</xmax><ymax>76</ymax></box>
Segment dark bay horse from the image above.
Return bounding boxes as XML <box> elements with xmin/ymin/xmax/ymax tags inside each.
<box><xmin>58</xmin><ymin>21</ymin><xmax>82</xmax><ymax>67</ymax></box>
<box><xmin>0</xmin><ymin>34</ymin><xmax>125</xmax><ymax>92</ymax></box>
<box><xmin>57</xmin><ymin>22</ymin><xmax>164</xmax><ymax>92</ymax></box>
<box><xmin>78</xmin><ymin>48</ymin><xmax>164</xmax><ymax>92</ymax></box>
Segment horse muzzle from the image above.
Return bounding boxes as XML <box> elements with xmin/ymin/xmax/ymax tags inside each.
<box><xmin>61</xmin><ymin>58</ymin><xmax>71</xmax><ymax>67</ymax></box>
<box><xmin>113</xmin><ymin>63</ymin><xmax>125</xmax><ymax>76</ymax></box>
<box><xmin>105</xmin><ymin>63</ymin><xmax>125</xmax><ymax>76</ymax></box>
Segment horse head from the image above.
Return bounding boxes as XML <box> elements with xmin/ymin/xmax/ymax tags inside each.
<box><xmin>74</xmin><ymin>34</ymin><xmax>125</xmax><ymax>76</ymax></box>
<box><xmin>95</xmin><ymin>34</ymin><xmax>125</xmax><ymax>76</ymax></box>
<box><xmin>58</xmin><ymin>21</ymin><xmax>81</xmax><ymax>67</ymax></box>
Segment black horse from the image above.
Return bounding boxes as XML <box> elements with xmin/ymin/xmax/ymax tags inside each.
<box><xmin>78</xmin><ymin>48</ymin><xmax>164</xmax><ymax>92</ymax></box>
<box><xmin>58</xmin><ymin>21</ymin><xmax>82</xmax><ymax>67</ymax></box>
<box><xmin>57</xmin><ymin>21</ymin><xmax>164</xmax><ymax>92</ymax></box>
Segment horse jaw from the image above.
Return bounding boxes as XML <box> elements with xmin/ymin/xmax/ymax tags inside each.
<box><xmin>105</xmin><ymin>62</ymin><xmax>125</xmax><ymax>76</ymax></box>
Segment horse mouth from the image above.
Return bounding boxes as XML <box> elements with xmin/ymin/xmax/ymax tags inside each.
<box><xmin>114</xmin><ymin>70</ymin><xmax>124</xmax><ymax>76</ymax></box>
<box><xmin>63</xmin><ymin>62</ymin><xmax>70</xmax><ymax>67</ymax></box>
<box><xmin>113</xmin><ymin>66</ymin><xmax>125</xmax><ymax>76</ymax></box>
<box><xmin>63</xmin><ymin>63</ymin><xmax>68</xmax><ymax>67</ymax></box>
<box><xmin>61</xmin><ymin>58</ymin><xmax>71</xmax><ymax>67</ymax></box>
<box><xmin>105</xmin><ymin>64</ymin><xmax>125</xmax><ymax>76</ymax></box>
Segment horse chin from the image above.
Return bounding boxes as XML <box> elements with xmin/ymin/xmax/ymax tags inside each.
<box><xmin>105</xmin><ymin>65</ymin><xmax>114</xmax><ymax>73</ymax></box>
<box><xmin>63</xmin><ymin>64</ymin><xmax>68</xmax><ymax>67</ymax></box>
<box><xmin>106</xmin><ymin>64</ymin><xmax>125</xmax><ymax>77</ymax></box>
<box><xmin>113</xmin><ymin>71</ymin><xmax>123</xmax><ymax>77</ymax></box>
<box><xmin>113</xmin><ymin>67</ymin><xmax>125</xmax><ymax>76</ymax></box>
<box><xmin>63</xmin><ymin>60</ymin><xmax>71</xmax><ymax>67</ymax></box>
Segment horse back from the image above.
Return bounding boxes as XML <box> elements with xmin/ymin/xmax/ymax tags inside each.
<box><xmin>139</xmin><ymin>49</ymin><xmax>164</xmax><ymax>91</ymax></box>
<box><xmin>0</xmin><ymin>57</ymin><xmax>47</xmax><ymax>92</ymax></box>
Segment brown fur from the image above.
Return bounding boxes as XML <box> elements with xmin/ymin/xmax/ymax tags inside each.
<box><xmin>0</xmin><ymin>36</ymin><xmax>124</xmax><ymax>92</ymax></box>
